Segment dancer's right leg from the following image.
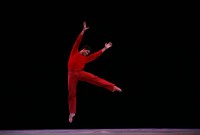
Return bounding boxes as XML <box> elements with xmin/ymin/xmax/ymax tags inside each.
<box><xmin>68</xmin><ymin>71</ymin><xmax>78</xmax><ymax>123</ymax></box>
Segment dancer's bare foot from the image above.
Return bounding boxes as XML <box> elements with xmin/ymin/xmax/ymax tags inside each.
<box><xmin>69</xmin><ymin>113</ymin><xmax>75</xmax><ymax>123</ymax></box>
<box><xmin>113</xmin><ymin>86</ymin><xmax>122</xmax><ymax>92</ymax></box>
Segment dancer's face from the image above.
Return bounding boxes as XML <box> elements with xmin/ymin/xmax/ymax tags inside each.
<box><xmin>80</xmin><ymin>49</ymin><xmax>90</xmax><ymax>56</ymax></box>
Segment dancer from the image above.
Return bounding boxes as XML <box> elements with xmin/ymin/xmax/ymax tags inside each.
<box><xmin>67</xmin><ymin>21</ymin><xmax>122</xmax><ymax>123</ymax></box>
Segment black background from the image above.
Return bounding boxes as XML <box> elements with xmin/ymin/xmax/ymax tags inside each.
<box><xmin>0</xmin><ymin>1</ymin><xmax>199</xmax><ymax>130</ymax></box>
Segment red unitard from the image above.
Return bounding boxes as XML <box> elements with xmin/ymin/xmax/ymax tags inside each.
<box><xmin>67</xmin><ymin>31</ymin><xmax>115</xmax><ymax>114</ymax></box>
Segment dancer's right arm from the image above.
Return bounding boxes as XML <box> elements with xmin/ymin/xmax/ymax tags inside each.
<box><xmin>69</xmin><ymin>21</ymin><xmax>89</xmax><ymax>56</ymax></box>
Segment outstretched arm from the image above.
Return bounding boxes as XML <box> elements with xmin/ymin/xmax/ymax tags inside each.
<box><xmin>69</xmin><ymin>21</ymin><xmax>89</xmax><ymax>56</ymax></box>
<box><xmin>86</xmin><ymin>42</ymin><xmax>113</xmax><ymax>63</ymax></box>
<box><xmin>101</xmin><ymin>42</ymin><xmax>112</xmax><ymax>52</ymax></box>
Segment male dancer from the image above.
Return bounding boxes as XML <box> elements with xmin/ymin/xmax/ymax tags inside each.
<box><xmin>68</xmin><ymin>21</ymin><xmax>122</xmax><ymax>123</ymax></box>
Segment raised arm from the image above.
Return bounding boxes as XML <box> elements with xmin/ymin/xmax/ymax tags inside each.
<box><xmin>101</xmin><ymin>42</ymin><xmax>112</xmax><ymax>52</ymax></box>
<box><xmin>86</xmin><ymin>42</ymin><xmax>113</xmax><ymax>63</ymax></box>
<box><xmin>69</xmin><ymin>21</ymin><xmax>89</xmax><ymax>56</ymax></box>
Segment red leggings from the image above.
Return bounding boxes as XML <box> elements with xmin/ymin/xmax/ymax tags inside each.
<box><xmin>68</xmin><ymin>70</ymin><xmax>115</xmax><ymax>113</ymax></box>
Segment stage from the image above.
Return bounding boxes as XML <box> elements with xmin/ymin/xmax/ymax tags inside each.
<box><xmin>0</xmin><ymin>128</ymin><xmax>200</xmax><ymax>135</ymax></box>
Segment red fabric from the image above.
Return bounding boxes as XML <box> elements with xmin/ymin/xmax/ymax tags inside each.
<box><xmin>68</xmin><ymin>32</ymin><xmax>103</xmax><ymax>70</ymax></box>
<box><xmin>68</xmin><ymin>70</ymin><xmax>115</xmax><ymax>113</ymax></box>
<box><xmin>68</xmin><ymin>50</ymin><xmax>103</xmax><ymax>70</ymax></box>
<box><xmin>67</xmin><ymin>30</ymin><xmax>115</xmax><ymax>114</ymax></box>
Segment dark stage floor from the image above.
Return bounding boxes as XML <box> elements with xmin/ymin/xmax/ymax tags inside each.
<box><xmin>0</xmin><ymin>129</ymin><xmax>200</xmax><ymax>135</ymax></box>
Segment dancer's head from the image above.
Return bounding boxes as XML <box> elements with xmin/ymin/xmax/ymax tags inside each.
<box><xmin>80</xmin><ymin>45</ymin><xmax>92</xmax><ymax>56</ymax></box>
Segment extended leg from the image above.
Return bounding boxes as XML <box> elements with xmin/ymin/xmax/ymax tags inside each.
<box><xmin>78</xmin><ymin>71</ymin><xmax>122</xmax><ymax>92</ymax></box>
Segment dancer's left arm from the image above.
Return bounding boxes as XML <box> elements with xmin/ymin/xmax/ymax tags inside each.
<box><xmin>86</xmin><ymin>42</ymin><xmax>112</xmax><ymax>63</ymax></box>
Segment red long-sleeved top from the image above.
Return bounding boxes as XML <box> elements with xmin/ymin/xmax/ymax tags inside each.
<box><xmin>68</xmin><ymin>31</ymin><xmax>103</xmax><ymax>71</ymax></box>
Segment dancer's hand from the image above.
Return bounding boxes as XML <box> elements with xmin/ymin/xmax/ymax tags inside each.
<box><xmin>83</xmin><ymin>21</ymin><xmax>89</xmax><ymax>31</ymax></box>
<box><xmin>101</xmin><ymin>42</ymin><xmax>112</xmax><ymax>52</ymax></box>
<box><xmin>105</xmin><ymin>42</ymin><xmax>112</xmax><ymax>49</ymax></box>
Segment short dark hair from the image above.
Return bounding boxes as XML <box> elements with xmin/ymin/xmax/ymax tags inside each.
<box><xmin>82</xmin><ymin>45</ymin><xmax>92</xmax><ymax>52</ymax></box>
